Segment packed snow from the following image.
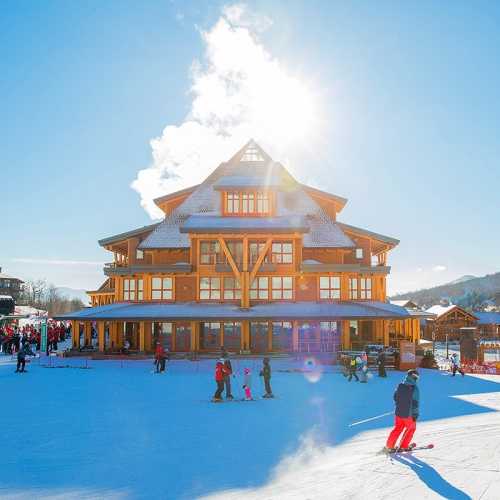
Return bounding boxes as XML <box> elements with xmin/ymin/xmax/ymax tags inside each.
<box><xmin>0</xmin><ymin>355</ymin><xmax>499</xmax><ymax>499</ymax></box>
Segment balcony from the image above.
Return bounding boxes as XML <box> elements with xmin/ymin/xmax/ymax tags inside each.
<box><xmin>300</xmin><ymin>260</ymin><xmax>391</xmax><ymax>274</ymax></box>
<box><xmin>104</xmin><ymin>262</ymin><xmax>192</xmax><ymax>276</ymax></box>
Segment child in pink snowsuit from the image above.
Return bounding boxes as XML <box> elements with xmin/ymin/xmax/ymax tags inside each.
<box><xmin>243</xmin><ymin>367</ymin><xmax>252</xmax><ymax>400</ymax></box>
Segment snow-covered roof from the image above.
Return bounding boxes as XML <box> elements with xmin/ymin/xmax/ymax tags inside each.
<box><xmin>55</xmin><ymin>300</ymin><xmax>410</xmax><ymax>321</ymax></box>
<box><xmin>0</xmin><ymin>272</ymin><xmax>23</xmax><ymax>282</ymax></box>
<box><xmin>425</xmin><ymin>305</ymin><xmax>457</xmax><ymax>318</ymax></box>
<box><xmin>140</xmin><ymin>140</ymin><xmax>360</xmax><ymax>250</ymax></box>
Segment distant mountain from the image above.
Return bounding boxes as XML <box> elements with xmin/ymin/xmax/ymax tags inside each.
<box><xmin>390</xmin><ymin>272</ymin><xmax>500</xmax><ymax>310</ymax></box>
<box><xmin>56</xmin><ymin>287</ymin><xmax>90</xmax><ymax>305</ymax></box>
<box><xmin>446</xmin><ymin>275</ymin><xmax>476</xmax><ymax>286</ymax></box>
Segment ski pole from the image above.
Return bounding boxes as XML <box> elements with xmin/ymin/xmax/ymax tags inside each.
<box><xmin>348</xmin><ymin>411</ymin><xmax>392</xmax><ymax>427</ymax></box>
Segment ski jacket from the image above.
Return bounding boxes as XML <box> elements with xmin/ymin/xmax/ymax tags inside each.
<box><xmin>451</xmin><ymin>355</ymin><xmax>460</xmax><ymax>367</ymax></box>
<box><xmin>394</xmin><ymin>376</ymin><xmax>419</xmax><ymax>419</ymax></box>
<box><xmin>223</xmin><ymin>359</ymin><xmax>232</xmax><ymax>375</ymax></box>
<box><xmin>215</xmin><ymin>363</ymin><xmax>226</xmax><ymax>382</ymax></box>
<box><xmin>155</xmin><ymin>345</ymin><xmax>165</xmax><ymax>360</ymax></box>
<box><xmin>260</xmin><ymin>364</ymin><xmax>271</xmax><ymax>379</ymax></box>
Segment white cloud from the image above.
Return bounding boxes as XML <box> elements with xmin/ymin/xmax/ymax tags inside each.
<box><xmin>131</xmin><ymin>3</ymin><xmax>318</xmax><ymax>219</ymax></box>
<box><xmin>12</xmin><ymin>258</ymin><xmax>103</xmax><ymax>267</ymax></box>
<box><xmin>432</xmin><ymin>265</ymin><xmax>447</xmax><ymax>272</ymax></box>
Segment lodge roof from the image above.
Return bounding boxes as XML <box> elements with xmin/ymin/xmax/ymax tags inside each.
<box><xmin>425</xmin><ymin>304</ymin><xmax>478</xmax><ymax>320</ymax></box>
<box><xmin>139</xmin><ymin>140</ymin><xmax>358</xmax><ymax>250</ymax></box>
<box><xmin>54</xmin><ymin>299</ymin><xmax>410</xmax><ymax>321</ymax></box>
<box><xmin>179</xmin><ymin>215</ymin><xmax>309</xmax><ymax>234</ymax></box>
<box><xmin>98</xmin><ymin>222</ymin><xmax>161</xmax><ymax>247</ymax></box>
<box><xmin>475</xmin><ymin>311</ymin><xmax>500</xmax><ymax>325</ymax></box>
<box><xmin>153</xmin><ymin>184</ymin><xmax>200</xmax><ymax>208</ymax></box>
<box><xmin>337</xmin><ymin>222</ymin><xmax>400</xmax><ymax>247</ymax></box>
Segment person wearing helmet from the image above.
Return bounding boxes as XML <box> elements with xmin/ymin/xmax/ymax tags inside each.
<box><xmin>213</xmin><ymin>359</ymin><xmax>227</xmax><ymax>402</ymax></box>
<box><xmin>385</xmin><ymin>369</ymin><xmax>420</xmax><ymax>452</ymax></box>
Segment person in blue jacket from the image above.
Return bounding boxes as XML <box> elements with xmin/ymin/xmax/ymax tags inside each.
<box><xmin>385</xmin><ymin>369</ymin><xmax>420</xmax><ymax>452</ymax></box>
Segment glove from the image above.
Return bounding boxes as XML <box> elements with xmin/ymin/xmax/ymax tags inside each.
<box><xmin>412</xmin><ymin>416</ymin><xmax>418</xmax><ymax>422</ymax></box>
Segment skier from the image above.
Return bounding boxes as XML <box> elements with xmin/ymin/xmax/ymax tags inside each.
<box><xmin>15</xmin><ymin>344</ymin><xmax>33</xmax><ymax>373</ymax></box>
<box><xmin>213</xmin><ymin>359</ymin><xmax>227</xmax><ymax>402</ymax></box>
<box><xmin>260</xmin><ymin>357</ymin><xmax>274</xmax><ymax>398</ymax></box>
<box><xmin>223</xmin><ymin>357</ymin><xmax>233</xmax><ymax>400</ymax></box>
<box><xmin>450</xmin><ymin>353</ymin><xmax>464</xmax><ymax>377</ymax></box>
<box><xmin>385</xmin><ymin>369</ymin><xmax>420</xmax><ymax>452</ymax></box>
<box><xmin>359</xmin><ymin>353</ymin><xmax>368</xmax><ymax>383</ymax></box>
<box><xmin>243</xmin><ymin>367</ymin><xmax>252</xmax><ymax>400</ymax></box>
<box><xmin>377</xmin><ymin>350</ymin><xmax>387</xmax><ymax>377</ymax></box>
<box><xmin>347</xmin><ymin>356</ymin><xmax>359</xmax><ymax>382</ymax></box>
<box><xmin>154</xmin><ymin>342</ymin><xmax>166</xmax><ymax>373</ymax></box>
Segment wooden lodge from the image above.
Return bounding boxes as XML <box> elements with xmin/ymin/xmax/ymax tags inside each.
<box><xmin>57</xmin><ymin>141</ymin><xmax>416</xmax><ymax>355</ymax></box>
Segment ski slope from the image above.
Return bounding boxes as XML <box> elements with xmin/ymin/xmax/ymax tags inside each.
<box><xmin>0</xmin><ymin>356</ymin><xmax>498</xmax><ymax>499</ymax></box>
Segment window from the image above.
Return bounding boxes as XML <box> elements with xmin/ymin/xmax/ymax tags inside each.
<box><xmin>224</xmin><ymin>191</ymin><xmax>270</xmax><ymax>215</ymax></box>
<box><xmin>123</xmin><ymin>278</ymin><xmax>143</xmax><ymax>300</ymax></box>
<box><xmin>199</xmin><ymin>277</ymin><xmax>221</xmax><ymax>300</ymax></box>
<box><xmin>272</xmin><ymin>321</ymin><xmax>293</xmax><ymax>351</ymax></box>
<box><xmin>256</xmin><ymin>192</ymin><xmax>269</xmax><ymax>214</ymax></box>
<box><xmin>319</xmin><ymin>276</ymin><xmax>341</xmax><ymax>299</ymax></box>
<box><xmin>250</xmin><ymin>277</ymin><xmax>268</xmax><ymax>299</ymax></box>
<box><xmin>240</xmin><ymin>146</ymin><xmax>264</xmax><ymax>162</ymax></box>
<box><xmin>360</xmin><ymin>277</ymin><xmax>372</xmax><ymax>299</ymax></box>
<box><xmin>223</xmin><ymin>322</ymin><xmax>241</xmax><ymax>349</ymax></box>
<box><xmin>152</xmin><ymin>277</ymin><xmax>173</xmax><ymax>300</ymax></box>
<box><xmin>249</xmin><ymin>241</ymin><xmax>269</xmax><ymax>264</ymax></box>
<box><xmin>355</xmin><ymin>248</ymin><xmax>364</xmax><ymax>259</ymax></box>
<box><xmin>200</xmin><ymin>241</ymin><xmax>220</xmax><ymax>265</ymax></box>
<box><xmin>226</xmin><ymin>192</ymin><xmax>240</xmax><ymax>214</ymax></box>
<box><xmin>225</xmin><ymin>240</ymin><xmax>243</xmax><ymax>265</ymax></box>
<box><xmin>241</xmin><ymin>192</ymin><xmax>255</xmax><ymax>213</ymax></box>
<box><xmin>271</xmin><ymin>276</ymin><xmax>293</xmax><ymax>300</ymax></box>
<box><xmin>136</xmin><ymin>249</ymin><xmax>144</xmax><ymax>260</ymax></box>
<box><xmin>349</xmin><ymin>277</ymin><xmax>358</xmax><ymax>299</ymax></box>
<box><xmin>223</xmin><ymin>277</ymin><xmax>241</xmax><ymax>300</ymax></box>
<box><xmin>272</xmin><ymin>241</ymin><xmax>293</xmax><ymax>264</ymax></box>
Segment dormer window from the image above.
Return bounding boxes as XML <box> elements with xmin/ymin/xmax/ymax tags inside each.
<box><xmin>241</xmin><ymin>146</ymin><xmax>264</xmax><ymax>162</ymax></box>
<box><xmin>223</xmin><ymin>191</ymin><xmax>271</xmax><ymax>216</ymax></box>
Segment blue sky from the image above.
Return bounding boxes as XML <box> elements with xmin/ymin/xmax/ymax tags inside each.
<box><xmin>1</xmin><ymin>0</ymin><xmax>499</xmax><ymax>294</ymax></box>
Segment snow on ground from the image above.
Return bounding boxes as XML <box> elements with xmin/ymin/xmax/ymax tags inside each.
<box><xmin>0</xmin><ymin>356</ymin><xmax>499</xmax><ymax>500</ymax></box>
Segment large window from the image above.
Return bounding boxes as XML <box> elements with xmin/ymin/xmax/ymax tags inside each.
<box><xmin>319</xmin><ymin>276</ymin><xmax>341</xmax><ymax>299</ymax></box>
<box><xmin>271</xmin><ymin>241</ymin><xmax>293</xmax><ymax>264</ymax></box>
<box><xmin>199</xmin><ymin>277</ymin><xmax>221</xmax><ymax>300</ymax></box>
<box><xmin>272</xmin><ymin>321</ymin><xmax>293</xmax><ymax>351</ymax></box>
<box><xmin>271</xmin><ymin>276</ymin><xmax>293</xmax><ymax>300</ymax></box>
<box><xmin>200</xmin><ymin>240</ymin><xmax>220</xmax><ymax>265</ymax></box>
<box><xmin>123</xmin><ymin>278</ymin><xmax>143</xmax><ymax>301</ymax></box>
<box><xmin>250</xmin><ymin>322</ymin><xmax>268</xmax><ymax>352</ymax></box>
<box><xmin>249</xmin><ymin>241</ymin><xmax>269</xmax><ymax>264</ymax></box>
<box><xmin>200</xmin><ymin>322</ymin><xmax>220</xmax><ymax>350</ymax></box>
<box><xmin>223</xmin><ymin>277</ymin><xmax>241</xmax><ymax>300</ymax></box>
<box><xmin>250</xmin><ymin>277</ymin><xmax>268</xmax><ymax>299</ymax></box>
<box><xmin>152</xmin><ymin>277</ymin><xmax>173</xmax><ymax>300</ymax></box>
<box><xmin>224</xmin><ymin>191</ymin><xmax>271</xmax><ymax>215</ymax></box>
<box><xmin>360</xmin><ymin>278</ymin><xmax>372</xmax><ymax>299</ymax></box>
<box><xmin>348</xmin><ymin>277</ymin><xmax>358</xmax><ymax>299</ymax></box>
<box><xmin>223</xmin><ymin>322</ymin><xmax>241</xmax><ymax>350</ymax></box>
<box><xmin>225</xmin><ymin>241</ymin><xmax>243</xmax><ymax>265</ymax></box>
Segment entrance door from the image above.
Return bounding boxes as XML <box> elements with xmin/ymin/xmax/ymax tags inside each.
<box><xmin>250</xmin><ymin>322</ymin><xmax>268</xmax><ymax>352</ymax></box>
<box><xmin>223</xmin><ymin>322</ymin><xmax>241</xmax><ymax>351</ymax></box>
<box><xmin>272</xmin><ymin>322</ymin><xmax>293</xmax><ymax>351</ymax></box>
<box><xmin>124</xmin><ymin>322</ymin><xmax>139</xmax><ymax>350</ymax></box>
<box><xmin>153</xmin><ymin>322</ymin><xmax>173</xmax><ymax>351</ymax></box>
<box><xmin>200</xmin><ymin>322</ymin><xmax>221</xmax><ymax>350</ymax></box>
<box><xmin>298</xmin><ymin>322</ymin><xmax>320</xmax><ymax>353</ymax></box>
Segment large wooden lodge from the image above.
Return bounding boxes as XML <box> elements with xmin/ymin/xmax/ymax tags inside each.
<box><xmin>59</xmin><ymin>141</ymin><xmax>419</xmax><ymax>354</ymax></box>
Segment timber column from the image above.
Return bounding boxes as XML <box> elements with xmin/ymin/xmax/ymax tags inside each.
<box><xmin>139</xmin><ymin>322</ymin><xmax>145</xmax><ymax>352</ymax></box>
<box><xmin>97</xmin><ymin>321</ymin><xmax>105</xmax><ymax>352</ymax></box>
<box><xmin>84</xmin><ymin>322</ymin><xmax>92</xmax><ymax>347</ymax></box>
<box><xmin>72</xmin><ymin>320</ymin><xmax>80</xmax><ymax>349</ymax></box>
<box><xmin>292</xmin><ymin>321</ymin><xmax>299</xmax><ymax>352</ymax></box>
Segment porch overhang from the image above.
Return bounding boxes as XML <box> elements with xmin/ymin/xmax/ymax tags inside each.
<box><xmin>55</xmin><ymin>300</ymin><xmax>410</xmax><ymax>322</ymax></box>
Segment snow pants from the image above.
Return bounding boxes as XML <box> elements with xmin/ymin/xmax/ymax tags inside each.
<box><xmin>264</xmin><ymin>377</ymin><xmax>272</xmax><ymax>395</ymax></box>
<box><xmin>386</xmin><ymin>416</ymin><xmax>416</xmax><ymax>449</ymax></box>
<box><xmin>452</xmin><ymin>365</ymin><xmax>464</xmax><ymax>376</ymax></box>
<box><xmin>16</xmin><ymin>359</ymin><xmax>26</xmax><ymax>372</ymax></box>
<box><xmin>224</xmin><ymin>375</ymin><xmax>232</xmax><ymax>398</ymax></box>
<box><xmin>214</xmin><ymin>381</ymin><xmax>224</xmax><ymax>399</ymax></box>
<box><xmin>378</xmin><ymin>364</ymin><xmax>387</xmax><ymax>377</ymax></box>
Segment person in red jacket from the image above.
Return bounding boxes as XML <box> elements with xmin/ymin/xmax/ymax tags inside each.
<box><xmin>154</xmin><ymin>342</ymin><xmax>167</xmax><ymax>373</ymax></box>
<box><xmin>213</xmin><ymin>360</ymin><xmax>227</xmax><ymax>401</ymax></box>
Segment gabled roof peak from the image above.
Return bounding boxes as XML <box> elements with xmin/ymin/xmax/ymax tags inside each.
<box><xmin>228</xmin><ymin>139</ymin><xmax>272</xmax><ymax>164</ymax></box>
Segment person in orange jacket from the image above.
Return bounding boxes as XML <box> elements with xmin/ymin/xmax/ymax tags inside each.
<box><xmin>213</xmin><ymin>360</ymin><xmax>227</xmax><ymax>401</ymax></box>
<box><xmin>154</xmin><ymin>342</ymin><xmax>167</xmax><ymax>373</ymax></box>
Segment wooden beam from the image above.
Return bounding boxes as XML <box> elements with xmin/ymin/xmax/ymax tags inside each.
<box><xmin>249</xmin><ymin>238</ymin><xmax>272</xmax><ymax>284</ymax></box>
<box><xmin>218</xmin><ymin>238</ymin><xmax>241</xmax><ymax>280</ymax></box>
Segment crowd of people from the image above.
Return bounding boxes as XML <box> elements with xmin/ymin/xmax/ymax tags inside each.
<box><xmin>0</xmin><ymin>321</ymin><xmax>71</xmax><ymax>360</ymax></box>
<box><xmin>342</xmin><ymin>350</ymin><xmax>388</xmax><ymax>383</ymax></box>
<box><xmin>212</xmin><ymin>347</ymin><xmax>274</xmax><ymax>402</ymax></box>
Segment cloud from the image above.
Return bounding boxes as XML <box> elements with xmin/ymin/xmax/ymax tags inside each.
<box><xmin>131</xmin><ymin>3</ymin><xmax>318</xmax><ymax>219</ymax></box>
<box><xmin>12</xmin><ymin>258</ymin><xmax>103</xmax><ymax>267</ymax></box>
<box><xmin>432</xmin><ymin>265</ymin><xmax>447</xmax><ymax>272</ymax></box>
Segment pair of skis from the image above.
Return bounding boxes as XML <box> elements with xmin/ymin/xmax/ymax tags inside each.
<box><xmin>380</xmin><ymin>443</ymin><xmax>434</xmax><ymax>455</ymax></box>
